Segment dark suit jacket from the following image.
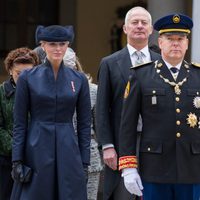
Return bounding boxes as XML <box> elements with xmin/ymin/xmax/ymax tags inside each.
<box><xmin>96</xmin><ymin>46</ymin><xmax>161</xmax><ymax>199</ymax></box>
<box><xmin>119</xmin><ymin>59</ymin><xmax>200</xmax><ymax>184</ymax></box>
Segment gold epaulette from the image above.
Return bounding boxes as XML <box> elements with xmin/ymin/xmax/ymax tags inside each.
<box><xmin>191</xmin><ymin>62</ymin><xmax>200</xmax><ymax>68</ymax></box>
<box><xmin>130</xmin><ymin>61</ymin><xmax>153</xmax><ymax>69</ymax></box>
<box><xmin>118</xmin><ymin>155</ymin><xmax>138</xmax><ymax>170</ymax></box>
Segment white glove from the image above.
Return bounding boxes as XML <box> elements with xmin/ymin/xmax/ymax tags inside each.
<box><xmin>122</xmin><ymin>168</ymin><xmax>143</xmax><ymax>196</ymax></box>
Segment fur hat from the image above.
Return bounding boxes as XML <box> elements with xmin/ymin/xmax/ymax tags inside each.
<box><xmin>35</xmin><ymin>25</ymin><xmax>74</xmax><ymax>45</ymax></box>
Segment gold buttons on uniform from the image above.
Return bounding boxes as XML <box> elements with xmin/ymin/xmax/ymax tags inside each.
<box><xmin>176</xmin><ymin>108</ymin><xmax>181</xmax><ymax>113</ymax></box>
<box><xmin>176</xmin><ymin>120</ymin><xmax>181</xmax><ymax>125</ymax></box>
<box><xmin>176</xmin><ymin>132</ymin><xmax>181</xmax><ymax>137</ymax></box>
<box><xmin>175</xmin><ymin>97</ymin><xmax>180</xmax><ymax>102</ymax></box>
<box><xmin>147</xmin><ymin>147</ymin><xmax>151</xmax><ymax>151</ymax></box>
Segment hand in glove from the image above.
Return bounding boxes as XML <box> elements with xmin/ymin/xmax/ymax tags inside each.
<box><xmin>11</xmin><ymin>161</ymin><xmax>32</xmax><ymax>183</ymax></box>
<box><xmin>11</xmin><ymin>161</ymin><xmax>23</xmax><ymax>182</ymax></box>
<box><xmin>122</xmin><ymin>168</ymin><xmax>143</xmax><ymax>196</ymax></box>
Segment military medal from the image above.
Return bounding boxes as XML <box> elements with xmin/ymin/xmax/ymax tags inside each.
<box><xmin>186</xmin><ymin>112</ymin><xmax>197</xmax><ymax>128</ymax></box>
<box><xmin>174</xmin><ymin>85</ymin><xmax>181</xmax><ymax>95</ymax></box>
<box><xmin>193</xmin><ymin>96</ymin><xmax>200</xmax><ymax>109</ymax></box>
<box><xmin>152</xmin><ymin>96</ymin><xmax>157</xmax><ymax>105</ymax></box>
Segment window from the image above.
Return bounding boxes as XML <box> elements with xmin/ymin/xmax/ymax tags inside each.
<box><xmin>0</xmin><ymin>0</ymin><xmax>58</xmax><ymax>58</ymax></box>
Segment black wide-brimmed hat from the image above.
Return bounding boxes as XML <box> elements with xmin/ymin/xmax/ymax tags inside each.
<box><xmin>35</xmin><ymin>25</ymin><xmax>74</xmax><ymax>45</ymax></box>
<box><xmin>154</xmin><ymin>14</ymin><xmax>193</xmax><ymax>35</ymax></box>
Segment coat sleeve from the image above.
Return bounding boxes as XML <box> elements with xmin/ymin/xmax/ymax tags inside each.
<box><xmin>0</xmin><ymin>85</ymin><xmax>12</xmax><ymax>155</ymax></box>
<box><xmin>96</xmin><ymin>59</ymin><xmax>114</xmax><ymax>146</ymax></box>
<box><xmin>119</xmin><ymin>72</ymin><xmax>141</xmax><ymax>170</ymax></box>
<box><xmin>12</xmin><ymin>72</ymin><xmax>29</xmax><ymax>162</ymax></box>
<box><xmin>76</xmin><ymin>74</ymin><xmax>91</xmax><ymax>166</ymax></box>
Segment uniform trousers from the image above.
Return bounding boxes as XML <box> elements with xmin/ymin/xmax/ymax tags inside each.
<box><xmin>142</xmin><ymin>181</ymin><xmax>200</xmax><ymax>200</ymax></box>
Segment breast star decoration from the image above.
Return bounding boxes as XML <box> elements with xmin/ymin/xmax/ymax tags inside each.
<box><xmin>187</xmin><ymin>112</ymin><xmax>197</xmax><ymax>128</ymax></box>
<box><xmin>193</xmin><ymin>97</ymin><xmax>200</xmax><ymax>109</ymax></box>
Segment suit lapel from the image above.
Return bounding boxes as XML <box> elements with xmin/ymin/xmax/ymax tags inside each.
<box><xmin>149</xmin><ymin>49</ymin><xmax>161</xmax><ymax>61</ymax></box>
<box><xmin>116</xmin><ymin>47</ymin><xmax>132</xmax><ymax>83</ymax></box>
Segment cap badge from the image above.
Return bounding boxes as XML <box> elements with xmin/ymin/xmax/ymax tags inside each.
<box><xmin>187</xmin><ymin>112</ymin><xmax>198</xmax><ymax>128</ymax></box>
<box><xmin>193</xmin><ymin>96</ymin><xmax>200</xmax><ymax>109</ymax></box>
<box><xmin>173</xmin><ymin>14</ymin><xmax>180</xmax><ymax>24</ymax></box>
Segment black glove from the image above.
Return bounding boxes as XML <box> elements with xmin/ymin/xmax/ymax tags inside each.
<box><xmin>11</xmin><ymin>161</ymin><xmax>23</xmax><ymax>182</ymax></box>
<box><xmin>83</xmin><ymin>166</ymin><xmax>88</xmax><ymax>183</ymax></box>
<box><xmin>11</xmin><ymin>161</ymin><xmax>32</xmax><ymax>183</ymax></box>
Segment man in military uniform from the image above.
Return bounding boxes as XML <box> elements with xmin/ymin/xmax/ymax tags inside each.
<box><xmin>118</xmin><ymin>13</ymin><xmax>200</xmax><ymax>200</ymax></box>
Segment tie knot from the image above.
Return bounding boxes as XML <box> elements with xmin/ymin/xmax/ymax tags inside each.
<box><xmin>170</xmin><ymin>67</ymin><xmax>179</xmax><ymax>73</ymax></box>
<box><xmin>135</xmin><ymin>51</ymin><xmax>143</xmax><ymax>57</ymax></box>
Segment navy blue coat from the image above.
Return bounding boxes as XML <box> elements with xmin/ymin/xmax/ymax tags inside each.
<box><xmin>11</xmin><ymin>60</ymin><xmax>91</xmax><ymax>200</ymax></box>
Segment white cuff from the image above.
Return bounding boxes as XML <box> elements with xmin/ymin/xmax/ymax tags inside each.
<box><xmin>102</xmin><ymin>144</ymin><xmax>114</xmax><ymax>150</ymax></box>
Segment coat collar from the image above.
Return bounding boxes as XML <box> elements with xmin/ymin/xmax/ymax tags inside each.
<box><xmin>156</xmin><ymin>59</ymin><xmax>190</xmax><ymax>83</ymax></box>
<box><xmin>3</xmin><ymin>79</ymin><xmax>15</xmax><ymax>98</ymax></box>
<box><xmin>176</xmin><ymin>60</ymin><xmax>190</xmax><ymax>82</ymax></box>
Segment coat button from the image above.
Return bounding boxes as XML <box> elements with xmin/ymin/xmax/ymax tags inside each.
<box><xmin>147</xmin><ymin>147</ymin><xmax>151</xmax><ymax>151</ymax></box>
<box><xmin>175</xmin><ymin>97</ymin><xmax>180</xmax><ymax>102</ymax></box>
<box><xmin>152</xmin><ymin>90</ymin><xmax>156</xmax><ymax>94</ymax></box>
<box><xmin>176</xmin><ymin>120</ymin><xmax>181</xmax><ymax>125</ymax></box>
<box><xmin>176</xmin><ymin>108</ymin><xmax>181</xmax><ymax>113</ymax></box>
<box><xmin>176</xmin><ymin>132</ymin><xmax>181</xmax><ymax>137</ymax></box>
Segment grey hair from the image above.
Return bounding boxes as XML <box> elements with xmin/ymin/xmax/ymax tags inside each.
<box><xmin>124</xmin><ymin>6</ymin><xmax>152</xmax><ymax>25</ymax></box>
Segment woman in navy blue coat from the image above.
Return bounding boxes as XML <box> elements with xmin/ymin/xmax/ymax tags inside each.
<box><xmin>11</xmin><ymin>25</ymin><xmax>91</xmax><ymax>200</ymax></box>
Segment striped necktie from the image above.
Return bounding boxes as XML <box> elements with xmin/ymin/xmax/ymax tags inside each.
<box><xmin>134</xmin><ymin>51</ymin><xmax>144</xmax><ymax>65</ymax></box>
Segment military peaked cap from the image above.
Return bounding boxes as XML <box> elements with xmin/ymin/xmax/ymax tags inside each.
<box><xmin>154</xmin><ymin>14</ymin><xmax>193</xmax><ymax>35</ymax></box>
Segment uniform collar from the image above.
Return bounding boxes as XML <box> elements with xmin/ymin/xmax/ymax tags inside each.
<box><xmin>162</xmin><ymin>59</ymin><xmax>182</xmax><ymax>71</ymax></box>
<box><xmin>3</xmin><ymin>79</ymin><xmax>15</xmax><ymax>98</ymax></box>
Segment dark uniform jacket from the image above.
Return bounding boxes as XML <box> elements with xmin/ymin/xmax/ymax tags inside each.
<box><xmin>11</xmin><ymin>60</ymin><xmax>91</xmax><ymax>200</ymax></box>
<box><xmin>96</xmin><ymin>46</ymin><xmax>161</xmax><ymax>199</ymax></box>
<box><xmin>119</xmin><ymin>59</ymin><xmax>200</xmax><ymax>184</ymax></box>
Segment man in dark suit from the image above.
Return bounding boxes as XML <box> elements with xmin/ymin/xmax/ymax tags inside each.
<box><xmin>96</xmin><ymin>6</ymin><xmax>160</xmax><ymax>200</ymax></box>
<box><xmin>119</xmin><ymin>13</ymin><xmax>200</xmax><ymax>200</ymax></box>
